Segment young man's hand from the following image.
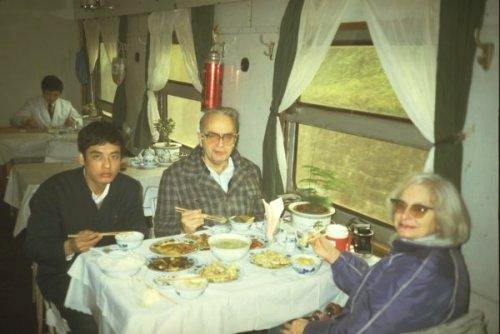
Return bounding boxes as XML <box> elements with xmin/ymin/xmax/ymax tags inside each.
<box><xmin>64</xmin><ymin>230</ymin><xmax>103</xmax><ymax>256</ymax></box>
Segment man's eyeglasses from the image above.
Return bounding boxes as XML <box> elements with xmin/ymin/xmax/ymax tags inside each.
<box><xmin>202</xmin><ymin>131</ymin><xmax>238</xmax><ymax>144</ymax></box>
<box><xmin>390</xmin><ymin>198</ymin><xmax>434</xmax><ymax>219</ymax></box>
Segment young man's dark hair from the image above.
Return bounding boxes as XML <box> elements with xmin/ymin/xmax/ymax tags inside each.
<box><xmin>77</xmin><ymin>121</ymin><xmax>124</xmax><ymax>154</ymax></box>
<box><xmin>41</xmin><ymin>75</ymin><xmax>64</xmax><ymax>92</ymax></box>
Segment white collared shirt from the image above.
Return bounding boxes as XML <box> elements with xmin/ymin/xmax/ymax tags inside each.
<box><xmin>206</xmin><ymin>157</ymin><xmax>235</xmax><ymax>193</ymax></box>
<box><xmin>91</xmin><ymin>183</ymin><xmax>110</xmax><ymax>207</ymax></box>
<box><xmin>83</xmin><ymin>168</ymin><xmax>111</xmax><ymax>206</ymax></box>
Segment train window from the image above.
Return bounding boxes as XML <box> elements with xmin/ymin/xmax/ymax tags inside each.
<box><xmin>163</xmin><ymin>44</ymin><xmax>202</xmax><ymax>148</ymax></box>
<box><xmin>295</xmin><ymin>125</ymin><xmax>427</xmax><ymax>224</ymax></box>
<box><xmin>290</xmin><ymin>39</ymin><xmax>429</xmax><ymax>227</ymax></box>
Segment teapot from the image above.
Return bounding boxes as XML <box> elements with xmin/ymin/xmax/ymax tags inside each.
<box><xmin>142</xmin><ymin>148</ymin><xmax>156</xmax><ymax>163</ymax></box>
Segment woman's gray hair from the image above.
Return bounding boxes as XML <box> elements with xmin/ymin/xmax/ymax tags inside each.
<box><xmin>389</xmin><ymin>173</ymin><xmax>470</xmax><ymax>245</ymax></box>
<box><xmin>199</xmin><ymin>107</ymin><xmax>240</xmax><ymax>133</ymax></box>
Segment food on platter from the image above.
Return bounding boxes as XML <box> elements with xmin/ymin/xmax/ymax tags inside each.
<box><xmin>199</xmin><ymin>261</ymin><xmax>239</xmax><ymax>283</ymax></box>
<box><xmin>250</xmin><ymin>250</ymin><xmax>291</xmax><ymax>269</ymax></box>
<box><xmin>250</xmin><ymin>238</ymin><xmax>265</xmax><ymax>249</ymax></box>
<box><xmin>149</xmin><ymin>239</ymin><xmax>197</xmax><ymax>256</ymax></box>
<box><xmin>147</xmin><ymin>256</ymin><xmax>195</xmax><ymax>272</ymax></box>
<box><xmin>185</xmin><ymin>233</ymin><xmax>210</xmax><ymax>250</ymax></box>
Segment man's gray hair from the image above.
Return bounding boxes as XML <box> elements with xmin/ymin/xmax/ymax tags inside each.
<box><xmin>388</xmin><ymin>173</ymin><xmax>470</xmax><ymax>245</ymax></box>
<box><xmin>199</xmin><ymin>107</ymin><xmax>240</xmax><ymax>133</ymax></box>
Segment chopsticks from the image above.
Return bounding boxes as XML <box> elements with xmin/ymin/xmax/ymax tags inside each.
<box><xmin>67</xmin><ymin>231</ymin><xmax>129</xmax><ymax>238</ymax></box>
<box><xmin>174</xmin><ymin>207</ymin><xmax>227</xmax><ymax>224</ymax></box>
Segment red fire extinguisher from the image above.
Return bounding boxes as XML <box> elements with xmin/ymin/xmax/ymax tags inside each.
<box><xmin>203</xmin><ymin>49</ymin><xmax>223</xmax><ymax>110</ymax></box>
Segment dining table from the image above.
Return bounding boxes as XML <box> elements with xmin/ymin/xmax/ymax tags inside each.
<box><xmin>0</xmin><ymin>126</ymin><xmax>78</xmax><ymax>165</ymax></box>
<box><xmin>64</xmin><ymin>228</ymin><xmax>353</xmax><ymax>334</ymax></box>
<box><xmin>3</xmin><ymin>161</ymin><xmax>167</xmax><ymax>236</ymax></box>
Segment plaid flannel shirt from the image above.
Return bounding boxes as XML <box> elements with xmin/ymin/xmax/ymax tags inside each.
<box><xmin>154</xmin><ymin>146</ymin><xmax>265</xmax><ymax>237</ymax></box>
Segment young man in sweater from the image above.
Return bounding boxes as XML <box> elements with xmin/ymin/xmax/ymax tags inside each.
<box><xmin>26</xmin><ymin>121</ymin><xmax>147</xmax><ymax>333</ymax></box>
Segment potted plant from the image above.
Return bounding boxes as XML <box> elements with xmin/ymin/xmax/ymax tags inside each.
<box><xmin>152</xmin><ymin>118</ymin><xmax>181</xmax><ymax>161</ymax></box>
<box><xmin>289</xmin><ymin>165</ymin><xmax>349</xmax><ymax>231</ymax></box>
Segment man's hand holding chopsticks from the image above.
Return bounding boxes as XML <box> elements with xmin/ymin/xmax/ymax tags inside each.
<box><xmin>180</xmin><ymin>209</ymin><xmax>206</xmax><ymax>234</ymax></box>
<box><xmin>64</xmin><ymin>229</ymin><xmax>103</xmax><ymax>256</ymax></box>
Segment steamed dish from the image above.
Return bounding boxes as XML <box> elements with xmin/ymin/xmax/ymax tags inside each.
<box><xmin>200</xmin><ymin>261</ymin><xmax>239</xmax><ymax>282</ymax></box>
<box><xmin>97</xmin><ymin>252</ymin><xmax>144</xmax><ymax>277</ymax></box>
<box><xmin>250</xmin><ymin>250</ymin><xmax>291</xmax><ymax>269</ymax></box>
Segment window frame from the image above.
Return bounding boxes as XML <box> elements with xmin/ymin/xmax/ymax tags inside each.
<box><xmin>284</xmin><ymin>22</ymin><xmax>433</xmax><ymax>250</ymax></box>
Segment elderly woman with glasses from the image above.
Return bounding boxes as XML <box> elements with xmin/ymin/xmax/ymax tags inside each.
<box><xmin>282</xmin><ymin>173</ymin><xmax>470</xmax><ymax>334</ymax></box>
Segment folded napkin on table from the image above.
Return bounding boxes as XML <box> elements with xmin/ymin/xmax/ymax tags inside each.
<box><xmin>262</xmin><ymin>198</ymin><xmax>284</xmax><ymax>242</ymax></box>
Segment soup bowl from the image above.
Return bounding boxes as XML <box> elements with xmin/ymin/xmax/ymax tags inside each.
<box><xmin>208</xmin><ymin>233</ymin><xmax>251</xmax><ymax>262</ymax></box>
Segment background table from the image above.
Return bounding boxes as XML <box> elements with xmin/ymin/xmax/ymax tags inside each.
<box><xmin>3</xmin><ymin>162</ymin><xmax>166</xmax><ymax>236</ymax></box>
<box><xmin>65</xmin><ymin>236</ymin><xmax>350</xmax><ymax>334</ymax></box>
<box><xmin>0</xmin><ymin>127</ymin><xmax>78</xmax><ymax>165</ymax></box>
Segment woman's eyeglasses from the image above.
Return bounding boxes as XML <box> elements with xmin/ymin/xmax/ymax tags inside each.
<box><xmin>202</xmin><ymin>131</ymin><xmax>238</xmax><ymax>145</ymax></box>
<box><xmin>390</xmin><ymin>198</ymin><xmax>434</xmax><ymax>218</ymax></box>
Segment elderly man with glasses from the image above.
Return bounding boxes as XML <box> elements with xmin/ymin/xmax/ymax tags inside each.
<box><xmin>154</xmin><ymin>107</ymin><xmax>264</xmax><ymax>237</ymax></box>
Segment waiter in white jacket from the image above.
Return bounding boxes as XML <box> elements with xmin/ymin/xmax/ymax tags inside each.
<box><xmin>11</xmin><ymin>75</ymin><xmax>83</xmax><ymax>129</ymax></box>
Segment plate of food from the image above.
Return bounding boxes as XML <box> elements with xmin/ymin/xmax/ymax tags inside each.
<box><xmin>147</xmin><ymin>256</ymin><xmax>196</xmax><ymax>272</ymax></box>
<box><xmin>249</xmin><ymin>249</ymin><xmax>291</xmax><ymax>269</ymax></box>
<box><xmin>149</xmin><ymin>239</ymin><xmax>197</xmax><ymax>257</ymax></box>
<box><xmin>197</xmin><ymin>261</ymin><xmax>240</xmax><ymax>283</ymax></box>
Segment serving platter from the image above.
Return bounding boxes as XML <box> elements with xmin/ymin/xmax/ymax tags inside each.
<box><xmin>196</xmin><ymin>261</ymin><xmax>240</xmax><ymax>283</ymax></box>
<box><xmin>249</xmin><ymin>249</ymin><xmax>291</xmax><ymax>269</ymax></box>
<box><xmin>149</xmin><ymin>239</ymin><xmax>197</xmax><ymax>256</ymax></box>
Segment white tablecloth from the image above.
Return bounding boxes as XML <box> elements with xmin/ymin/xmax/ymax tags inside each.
<box><xmin>0</xmin><ymin>130</ymin><xmax>78</xmax><ymax>164</ymax></box>
<box><xmin>3</xmin><ymin>162</ymin><xmax>166</xmax><ymax>236</ymax></box>
<box><xmin>65</xmin><ymin>236</ymin><xmax>350</xmax><ymax>334</ymax></box>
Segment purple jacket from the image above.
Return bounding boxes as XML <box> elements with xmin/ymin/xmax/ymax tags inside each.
<box><xmin>305</xmin><ymin>237</ymin><xmax>469</xmax><ymax>334</ymax></box>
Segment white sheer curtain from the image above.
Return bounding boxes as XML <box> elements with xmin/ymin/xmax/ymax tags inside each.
<box><xmin>100</xmin><ymin>17</ymin><xmax>120</xmax><ymax>64</ymax></box>
<box><xmin>83</xmin><ymin>19</ymin><xmax>101</xmax><ymax>74</ymax></box>
<box><xmin>174</xmin><ymin>9</ymin><xmax>202</xmax><ymax>92</ymax></box>
<box><xmin>363</xmin><ymin>0</ymin><xmax>440</xmax><ymax>170</ymax></box>
<box><xmin>83</xmin><ymin>19</ymin><xmax>101</xmax><ymax>104</ymax></box>
<box><xmin>275</xmin><ymin>0</ymin><xmax>351</xmax><ymax>188</ymax></box>
<box><xmin>146</xmin><ymin>11</ymin><xmax>175</xmax><ymax>140</ymax></box>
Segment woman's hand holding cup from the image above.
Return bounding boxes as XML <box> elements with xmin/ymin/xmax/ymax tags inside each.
<box><xmin>310</xmin><ymin>236</ymin><xmax>341</xmax><ymax>264</ymax></box>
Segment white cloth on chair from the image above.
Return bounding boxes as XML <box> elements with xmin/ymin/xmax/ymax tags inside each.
<box><xmin>143</xmin><ymin>186</ymin><xmax>159</xmax><ymax>217</ymax></box>
<box><xmin>45</xmin><ymin>301</ymin><xmax>70</xmax><ymax>334</ymax></box>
